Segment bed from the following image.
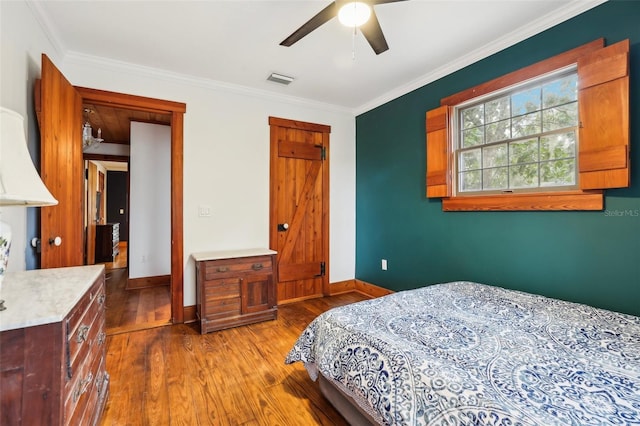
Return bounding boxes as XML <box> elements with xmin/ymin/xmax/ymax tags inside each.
<box><xmin>285</xmin><ymin>281</ymin><xmax>640</xmax><ymax>425</ymax></box>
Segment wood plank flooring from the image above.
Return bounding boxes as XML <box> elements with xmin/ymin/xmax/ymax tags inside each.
<box><xmin>105</xmin><ymin>268</ymin><xmax>171</xmax><ymax>335</ymax></box>
<box><xmin>103</xmin><ymin>241</ymin><xmax>128</xmax><ymax>270</ymax></box>
<box><xmin>99</xmin><ymin>292</ymin><xmax>368</xmax><ymax>426</ymax></box>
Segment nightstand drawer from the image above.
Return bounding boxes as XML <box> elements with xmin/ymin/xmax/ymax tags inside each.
<box><xmin>205</xmin><ymin>278</ymin><xmax>241</xmax><ymax>298</ymax></box>
<box><xmin>203</xmin><ymin>256</ymin><xmax>272</xmax><ymax>279</ymax></box>
<box><xmin>205</xmin><ymin>297</ymin><xmax>241</xmax><ymax>320</ymax></box>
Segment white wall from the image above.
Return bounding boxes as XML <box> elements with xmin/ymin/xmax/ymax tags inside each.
<box><xmin>1</xmin><ymin>0</ymin><xmax>356</xmax><ymax>307</ymax></box>
<box><xmin>0</xmin><ymin>0</ymin><xmax>63</xmax><ymax>272</ymax></box>
<box><xmin>129</xmin><ymin>122</ymin><xmax>171</xmax><ymax>279</ymax></box>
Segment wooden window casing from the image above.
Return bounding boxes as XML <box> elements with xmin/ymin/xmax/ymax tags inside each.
<box><xmin>426</xmin><ymin>38</ymin><xmax>630</xmax><ymax>211</ymax></box>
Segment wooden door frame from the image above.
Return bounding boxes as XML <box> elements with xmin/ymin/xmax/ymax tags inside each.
<box><xmin>268</xmin><ymin>116</ymin><xmax>331</xmax><ymax>298</ymax></box>
<box><xmin>76</xmin><ymin>87</ymin><xmax>186</xmax><ymax>323</ymax></box>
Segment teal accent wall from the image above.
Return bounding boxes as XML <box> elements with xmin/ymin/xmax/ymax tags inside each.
<box><xmin>355</xmin><ymin>1</ymin><xmax>640</xmax><ymax>316</ymax></box>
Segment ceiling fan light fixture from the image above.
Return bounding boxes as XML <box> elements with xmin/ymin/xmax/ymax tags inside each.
<box><xmin>338</xmin><ymin>2</ymin><xmax>371</xmax><ymax>27</ymax></box>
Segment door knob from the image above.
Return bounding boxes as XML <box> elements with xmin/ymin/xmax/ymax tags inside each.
<box><xmin>49</xmin><ymin>236</ymin><xmax>62</xmax><ymax>246</ymax></box>
<box><xmin>277</xmin><ymin>223</ymin><xmax>289</xmax><ymax>232</ymax></box>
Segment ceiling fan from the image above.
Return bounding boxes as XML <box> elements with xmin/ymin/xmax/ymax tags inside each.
<box><xmin>280</xmin><ymin>0</ymin><xmax>408</xmax><ymax>55</ymax></box>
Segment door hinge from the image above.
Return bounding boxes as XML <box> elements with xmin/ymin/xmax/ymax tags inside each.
<box><xmin>317</xmin><ymin>261</ymin><xmax>326</xmax><ymax>277</ymax></box>
<box><xmin>315</xmin><ymin>145</ymin><xmax>326</xmax><ymax>161</ymax></box>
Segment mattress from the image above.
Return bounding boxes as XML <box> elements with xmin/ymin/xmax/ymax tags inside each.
<box><xmin>285</xmin><ymin>281</ymin><xmax>640</xmax><ymax>425</ymax></box>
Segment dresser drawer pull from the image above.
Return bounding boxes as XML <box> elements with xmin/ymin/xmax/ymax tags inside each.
<box><xmin>252</xmin><ymin>263</ymin><xmax>264</xmax><ymax>271</ymax></box>
<box><xmin>76</xmin><ymin>325</ymin><xmax>90</xmax><ymax>343</ymax></box>
<box><xmin>73</xmin><ymin>371</ymin><xmax>94</xmax><ymax>403</ymax></box>
<box><xmin>96</xmin><ymin>372</ymin><xmax>105</xmax><ymax>395</ymax></box>
<box><xmin>66</xmin><ymin>321</ymin><xmax>73</xmax><ymax>379</ymax></box>
<box><xmin>97</xmin><ymin>331</ymin><xmax>106</xmax><ymax>346</ymax></box>
<box><xmin>217</xmin><ymin>266</ymin><xmax>229</xmax><ymax>272</ymax></box>
<box><xmin>98</xmin><ymin>293</ymin><xmax>106</xmax><ymax>305</ymax></box>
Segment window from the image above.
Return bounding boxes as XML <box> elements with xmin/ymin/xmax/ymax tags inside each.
<box><xmin>456</xmin><ymin>69</ymin><xmax>578</xmax><ymax>194</ymax></box>
<box><xmin>426</xmin><ymin>38</ymin><xmax>629</xmax><ymax>211</ymax></box>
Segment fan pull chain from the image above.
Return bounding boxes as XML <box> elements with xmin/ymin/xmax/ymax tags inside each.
<box><xmin>352</xmin><ymin>25</ymin><xmax>357</xmax><ymax>60</ymax></box>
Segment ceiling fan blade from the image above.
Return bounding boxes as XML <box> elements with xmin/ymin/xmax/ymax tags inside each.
<box><xmin>360</xmin><ymin>10</ymin><xmax>388</xmax><ymax>55</ymax></box>
<box><xmin>280</xmin><ymin>2</ymin><xmax>338</xmax><ymax>47</ymax></box>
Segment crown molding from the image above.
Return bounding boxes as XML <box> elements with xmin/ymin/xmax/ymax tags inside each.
<box><xmin>354</xmin><ymin>0</ymin><xmax>608</xmax><ymax>115</ymax></box>
<box><xmin>64</xmin><ymin>51</ymin><xmax>354</xmax><ymax>116</ymax></box>
<box><xmin>25</xmin><ymin>0</ymin><xmax>607</xmax><ymax>117</ymax></box>
<box><xmin>27</xmin><ymin>0</ymin><xmax>353</xmax><ymax>115</ymax></box>
<box><xmin>25</xmin><ymin>0</ymin><xmax>66</xmax><ymax>59</ymax></box>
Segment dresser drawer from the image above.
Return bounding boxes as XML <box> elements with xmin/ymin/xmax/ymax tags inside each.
<box><xmin>64</xmin><ymin>348</ymin><xmax>106</xmax><ymax>425</ymax></box>
<box><xmin>203</xmin><ymin>256</ymin><xmax>272</xmax><ymax>279</ymax></box>
<box><xmin>204</xmin><ymin>297</ymin><xmax>241</xmax><ymax>320</ymax></box>
<box><xmin>66</xmin><ymin>280</ymin><xmax>106</xmax><ymax>380</ymax></box>
<box><xmin>205</xmin><ymin>277</ymin><xmax>241</xmax><ymax>299</ymax></box>
<box><xmin>66</xmin><ymin>277</ymin><xmax>105</xmax><ymax>336</ymax></box>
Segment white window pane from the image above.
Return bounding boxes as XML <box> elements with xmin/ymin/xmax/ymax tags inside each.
<box><xmin>543</xmin><ymin>103</ymin><xmax>578</xmax><ymax>132</ymax></box>
<box><xmin>460</xmin><ymin>149</ymin><xmax>481</xmax><ymax>171</ymax></box>
<box><xmin>543</xmin><ymin>74</ymin><xmax>578</xmax><ymax>108</ymax></box>
<box><xmin>485</xmin><ymin>96</ymin><xmax>510</xmax><ymax>123</ymax></box>
<box><xmin>486</xmin><ymin>119</ymin><xmax>510</xmax><ymax>143</ymax></box>
<box><xmin>510</xmin><ymin>164</ymin><xmax>539</xmax><ymax>188</ymax></box>
<box><xmin>540</xmin><ymin>159</ymin><xmax>576</xmax><ymax>186</ymax></box>
<box><xmin>512</xmin><ymin>87</ymin><xmax>541</xmax><ymax>116</ymax></box>
<box><xmin>462</xmin><ymin>105</ymin><xmax>484</xmax><ymax>129</ymax></box>
<box><xmin>462</xmin><ymin>127</ymin><xmax>484</xmax><ymax>147</ymax></box>
<box><xmin>482</xmin><ymin>144</ymin><xmax>507</xmax><ymax>168</ymax></box>
<box><xmin>483</xmin><ymin>167</ymin><xmax>508</xmax><ymax>190</ymax></box>
<box><xmin>512</xmin><ymin>111</ymin><xmax>541</xmax><ymax>139</ymax></box>
<box><xmin>509</xmin><ymin>138</ymin><xmax>539</xmax><ymax>165</ymax></box>
<box><xmin>540</xmin><ymin>132</ymin><xmax>576</xmax><ymax>161</ymax></box>
<box><xmin>460</xmin><ymin>170</ymin><xmax>482</xmax><ymax>192</ymax></box>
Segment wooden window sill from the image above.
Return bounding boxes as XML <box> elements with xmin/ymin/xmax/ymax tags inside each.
<box><xmin>441</xmin><ymin>190</ymin><xmax>603</xmax><ymax>211</ymax></box>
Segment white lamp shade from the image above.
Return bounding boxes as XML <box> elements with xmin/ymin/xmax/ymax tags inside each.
<box><xmin>0</xmin><ymin>107</ymin><xmax>58</xmax><ymax>206</ymax></box>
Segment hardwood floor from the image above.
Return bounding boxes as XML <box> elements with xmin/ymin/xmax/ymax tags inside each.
<box><xmin>104</xmin><ymin>241</ymin><xmax>128</xmax><ymax>270</ymax></box>
<box><xmin>105</xmin><ymin>267</ymin><xmax>171</xmax><ymax>335</ymax></box>
<box><xmin>99</xmin><ymin>292</ymin><xmax>368</xmax><ymax>426</ymax></box>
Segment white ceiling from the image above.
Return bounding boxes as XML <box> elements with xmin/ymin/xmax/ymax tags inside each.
<box><xmin>30</xmin><ymin>0</ymin><xmax>605</xmax><ymax>114</ymax></box>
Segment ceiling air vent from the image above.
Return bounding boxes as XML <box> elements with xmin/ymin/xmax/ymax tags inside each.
<box><xmin>267</xmin><ymin>72</ymin><xmax>294</xmax><ymax>85</ymax></box>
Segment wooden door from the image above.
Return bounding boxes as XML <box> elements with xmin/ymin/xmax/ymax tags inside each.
<box><xmin>86</xmin><ymin>161</ymin><xmax>98</xmax><ymax>264</ymax></box>
<box><xmin>269</xmin><ymin>117</ymin><xmax>330</xmax><ymax>304</ymax></box>
<box><xmin>39</xmin><ymin>54</ymin><xmax>84</xmax><ymax>268</ymax></box>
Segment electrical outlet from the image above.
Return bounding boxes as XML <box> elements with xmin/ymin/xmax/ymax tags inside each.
<box><xmin>381</xmin><ymin>259</ymin><xmax>387</xmax><ymax>270</ymax></box>
<box><xmin>198</xmin><ymin>205</ymin><xmax>212</xmax><ymax>217</ymax></box>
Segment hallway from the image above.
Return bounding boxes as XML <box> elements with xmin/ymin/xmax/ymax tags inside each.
<box><xmin>104</xmin><ymin>244</ymin><xmax>171</xmax><ymax>335</ymax></box>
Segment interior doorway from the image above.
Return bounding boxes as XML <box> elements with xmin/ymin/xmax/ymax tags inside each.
<box><xmin>83</xmin><ymin>128</ymin><xmax>171</xmax><ymax>335</ymax></box>
<box><xmin>38</xmin><ymin>54</ymin><xmax>186</xmax><ymax>326</ymax></box>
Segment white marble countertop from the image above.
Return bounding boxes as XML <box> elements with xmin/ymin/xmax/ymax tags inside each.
<box><xmin>191</xmin><ymin>248</ymin><xmax>277</xmax><ymax>262</ymax></box>
<box><xmin>0</xmin><ymin>265</ymin><xmax>105</xmax><ymax>332</ymax></box>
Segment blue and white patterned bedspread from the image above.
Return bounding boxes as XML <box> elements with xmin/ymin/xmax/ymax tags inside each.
<box><xmin>285</xmin><ymin>282</ymin><xmax>640</xmax><ymax>425</ymax></box>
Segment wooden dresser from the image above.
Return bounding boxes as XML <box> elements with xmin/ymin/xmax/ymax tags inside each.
<box><xmin>95</xmin><ymin>223</ymin><xmax>119</xmax><ymax>263</ymax></box>
<box><xmin>193</xmin><ymin>248</ymin><xmax>277</xmax><ymax>334</ymax></box>
<box><xmin>0</xmin><ymin>265</ymin><xmax>109</xmax><ymax>425</ymax></box>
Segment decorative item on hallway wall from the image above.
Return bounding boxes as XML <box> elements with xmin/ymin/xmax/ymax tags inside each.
<box><xmin>0</xmin><ymin>107</ymin><xmax>58</xmax><ymax>311</ymax></box>
<box><xmin>82</xmin><ymin>107</ymin><xmax>104</xmax><ymax>150</ymax></box>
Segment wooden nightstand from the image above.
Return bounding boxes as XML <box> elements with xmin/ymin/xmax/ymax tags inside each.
<box><xmin>192</xmin><ymin>249</ymin><xmax>277</xmax><ymax>334</ymax></box>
